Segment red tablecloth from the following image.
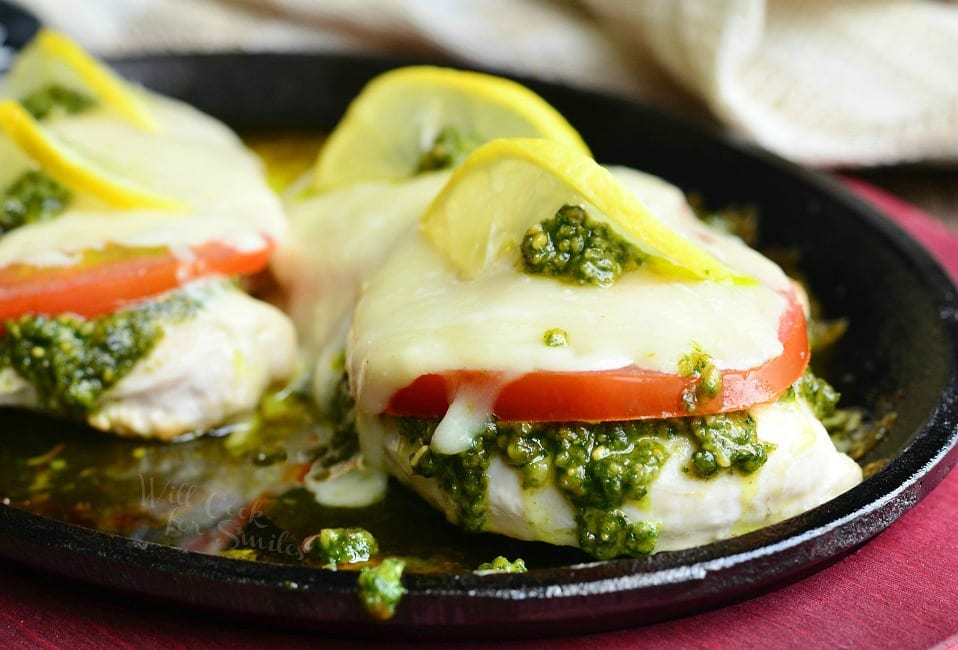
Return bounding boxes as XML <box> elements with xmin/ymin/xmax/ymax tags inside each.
<box><xmin>1</xmin><ymin>180</ymin><xmax>956</xmax><ymax>649</ymax></box>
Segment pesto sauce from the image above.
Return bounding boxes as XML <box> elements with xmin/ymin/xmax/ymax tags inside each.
<box><xmin>543</xmin><ymin>328</ymin><xmax>568</xmax><ymax>347</ymax></box>
<box><xmin>308</xmin><ymin>527</ymin><xmax>379</xmax><ymax>567</ymax></box>
<box><xmin>20</xmin><ymin>84</ymin><xmax>96</xmax><ymax>121</ymax></box>
<box><xmin>397</xmin><ymin>412</ymin><xmax>766</xmax><ymax>559</ymax></box>
<box><xmin>783</xmin><ymin>370</ymin><xmax>892</xmax><ymax>467</ymax></box>
<box><xmin>520</xmin><ymin>205</ymin><xmax>645</xmax><ymax>287</ymax></box>
<box><xmin>0</xmin><ymin>291</ymin><xmax>199</xmax><ymax>415</ymax></box>
<box><xmin>687</xmin><ymin>412</ymin><xmax>769</xmax><ymax>477</ymax></box>
<box><xmin>678</xmin><ymin>344</ymin><xmax>723</xmax><ymax>413</ymax></box>
<box><xmin>399</xmin><ymin>417</ymin><xmax>493</xmax><ymax>534</ymax></box>
<box><xmin>416</xmin><ymin>127</ymin><xmax>481</xmax><ymax>173</ymax></box>
<box><xmin>787</xmin><ymin>368</ymin><xmax>840</xmax><ymax>420</ymax></box>
<box><xmin>357</xmin><ymin>557</ymin><xmax>406</xmax><ymax>621</ymax></box>
<box><xmin>476</xmin><ymin>556</ymin><xmax>527</xmax><ymax>573</ymax></box>
<box><xmin>0</xmin><ymin>171</ymin><xmax>72</xmax><ymax>235</ymax></box>
<box><xmin>308</xmin><ymin>370</ymin><xmax>361</xmax><ymax>470</ymax></box>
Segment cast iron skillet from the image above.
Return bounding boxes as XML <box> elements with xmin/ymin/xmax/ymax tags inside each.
<box><xmin>0</xmin><ymin>51</ymin><xmax>957</xmax><ymax>640</ymax></box>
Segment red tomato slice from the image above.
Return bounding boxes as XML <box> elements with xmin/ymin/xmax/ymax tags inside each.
<box><xmin>0</xmin><ymin>239</ymin><xmax>273</xmax><ymax>320</ymax></box>
<box><xmin>386</xmin><ymin>294</ymin><xmax>809</xmax><ymax>422</ymax></box>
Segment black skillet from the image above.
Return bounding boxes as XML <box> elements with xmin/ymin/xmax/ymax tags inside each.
<box><xmin>0</xmin><ymin>23</ymin><xmax>957</xmax><ymax>641</ymax></box>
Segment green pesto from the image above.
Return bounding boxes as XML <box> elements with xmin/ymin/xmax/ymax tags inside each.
<box><xmin>401</xmin><ymin>417</ymin><xmax>670</xmax><ymax>558</ymax></box>
<box><xmin>416</xmin><ymin>127</ymin><xmax>481</xmax><ymax>173</ymax></box>
<box><xmin>308</xmin><ymin>371</ymin><xmax>360</xmax><ymax>469</ymax></box>
<box><xmin>327</xmin><ymin>370</ymin><xmax>358</xmax><ymax>436</ymax></box>
<box><xmin>543</xmin><ymin>328</ymin><xmax>568</xmax><ymax>347</ymax></box>
<box><xmin>0</xmin><ymin>290</ymin><xmax>199</xmax><ymax>415</ymax></box>
<box><xmin>0</xmin><ymin>170</ymin><xmax>72</xmax><ymax>235</ymax></box>
<box><xmin>476</xmin><ymin>556</ymin><xmax>527</xmax><ymax>573</ymax></box>
<box><xmin>520</xmin><ymin>205</ymin><xmax>645</xmax><ymax>287</ymax></box>
<box><xmin>787</xmin><ymin>368</ymin><xmax>841</xmax><ymax>420</ymax></box>
<box><xmin>686</xmin><ymin>412</ymin><xmax>769</xmax><ymax>478</ymax></box>
<box><xmin>310</xmin><ymin>527</ymin><xmax>379</xmax><ymax>567</ymax></box>
<box><xmin>398</xmin><ymin>411</ymin><xmax>769</xmax><ymax>559</ymax></box>
<box><xmin>577</xmin><ymin>509</ymin><xmax>659</xmax><ymax>558</ymax></box>
<box><xmin>677</xmin><ymin>344</ymin><xmax>723</xmax><ymax>413</ymax></box>
<box><xmin>399</xmin><ymin>418</ymin><xmax>493</xmax><ymax>534</ymax></box>
<box><xmin>783</xmin><ymin>369</ymin><xmax>894</xmax><ymax>469</ymax></box>
<box><xmin>20</xmin><ymin>84</ymin><xmax>96</xmax><ymax>121</ymax></box>
<box><xmin>357</xmin><ymin>557</ymin><xmax>406</xmax><ymax>621</ymax></box>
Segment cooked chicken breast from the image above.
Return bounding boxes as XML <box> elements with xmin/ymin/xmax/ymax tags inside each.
<box><xmin>374</xmin><ymin>398</ymin><xmax>862</xmax><ymax>552</ymax></box>
<box><xmin>1</xmin><ymin>281</ymin><xmax>297</xmax><ymax>441</ymax></box>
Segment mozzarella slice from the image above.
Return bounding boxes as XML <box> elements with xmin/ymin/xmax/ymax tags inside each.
<box><xmin>0</xmin><ymin>88</ymin><xmax>284</xmax><ymax>268</ymax></box>
<box><xmin>348</xmin><ymin>168</ymin><xmax>794</xmax><ymax>415</ymax></box>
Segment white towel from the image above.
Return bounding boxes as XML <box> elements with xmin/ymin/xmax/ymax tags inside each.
<box><xmin>15</xmin><ymin>0</ymin><xmax>958</xmax><ymax>167</ymax></box>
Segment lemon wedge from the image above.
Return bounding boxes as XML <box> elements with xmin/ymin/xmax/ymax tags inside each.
<box><xmin>2</xmin><ymin>29</ymin><xmax>157</xmax><ymax>131</ymax></box>
<box><xmin>0</xmin><ymin>100</ymin><xmax>185</xmax><ymax>211</ymax></box>
<box><xmin>420</xmin><ymin>138</ymin><xmax>750</xmax><ymax>283</ymax></box>
<box><xmin>313</xmin><ymin>66</ymin><xmax>590</xmax><ymax>191</ymax></box>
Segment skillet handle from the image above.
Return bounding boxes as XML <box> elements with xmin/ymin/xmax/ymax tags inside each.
<box><xmin>0</xmin><ymin>1</ymin><xmax>41</xmax><ymax>70</ymax></box>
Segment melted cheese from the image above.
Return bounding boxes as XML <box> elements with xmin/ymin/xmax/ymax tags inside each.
<box><xmin>270</xmin><ymin>171</ymin><xmax>451</xmax><ymax>403</ymax></box>
<box><xmin>304</xmin><ymin>462</ymin><xmax>389</xmax><ymax>508</ymax></box>
<box><xmin>0</xmin><ymin>92</ymin><xmax>284</xmax><ymax>267</ymax></box>
<box><xmin>430</xmin><ymin>382</ymin><xmax>500</xmax><ymax>455</ymax></box>
<box><xmin>348</xmin><ymin>168</ymin><xmax>794</xmax><ymax>415</ymax></box>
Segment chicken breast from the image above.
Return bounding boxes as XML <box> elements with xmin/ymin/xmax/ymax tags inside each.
<box><xmin>346</xmin><ymin>160</ymin><xmax>862</xmax><ymax>556</ymax></box>
<box><xmin>373</xmin><ymin>398</ymin><xmax>862</xmax><ymax>553</ymax></box>
<box><xmin>1</xmin><ymin>281</ymin><xmax>297</xmax><ymax>441</ymax></box>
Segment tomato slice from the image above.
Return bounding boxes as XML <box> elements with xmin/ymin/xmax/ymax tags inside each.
<box><xmin>386</xmin><ymin>294</ymin><xmax>809</xmax><ymax>421</ymax></box>
<box><xmin>0</xmin><ymin>239</ymin><xmax>273</xmax><ymax>320</ymax></box>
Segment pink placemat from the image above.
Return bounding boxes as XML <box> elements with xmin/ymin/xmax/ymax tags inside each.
<box><xmin>0</xmin><ymin>179</ymin><xmax>956</xmax><ymax>649</ymax></box>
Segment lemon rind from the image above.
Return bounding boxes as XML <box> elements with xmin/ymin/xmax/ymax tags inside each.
<box><xmin>313</xmin><ymin>66</ymin><xmax>590</xmax><ymax>191</ymax></box>
<box><xmin>34</xmin><ymin>29</ymin><xmax>158</xmax><ymax>132</ymax></box>
<box><xmin>0</xmin><ymin>100</ymin><xmax>186</xmax><ymax>212</ymax></box>
<box><xmin>421</xmin><ymin>138</ymin><xmax>753</xmax><ymax>284</ymax></box>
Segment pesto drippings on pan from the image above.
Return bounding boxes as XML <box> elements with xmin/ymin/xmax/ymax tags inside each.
<box><xmin>416</xmin><ymin>127</ymin><xmax>481</xmax><ymax>173</ymax></box>
<box><xmin>306</xmin><ymin>527</ymin><xmax>379</xmax><ymax>568</ymax></box>
<box><xmin>0</xmin><ymin>289</ymin><xmax>200</xmax><ymax>414</ymax></box>
<box><xmin>396</xmin><ymin>409</ymin><xmax>767</xmax><ymax>560</ymax></box>
<box><xmin>357</xmin><ymin>557</ymin><xmax>406</xmax><ymax>621</ymax></box>
<box><xmin>0</xmin><ymin>171</ymin><xmax>72</xmax><ymax>236</ymax></box>
<box><xmin>786</xmin><ymin>368</ymin><xmax>840</xmax><ymax>420</ymax></box>
<box><xmin>520</xmin><ymin>205</ymin><xmax>645</xmax><ymax>287</ymax></box>
<box><xmin>20</xmin><ymin>84</ymin><xmax>96</xmax><ymax>120</ymax></box>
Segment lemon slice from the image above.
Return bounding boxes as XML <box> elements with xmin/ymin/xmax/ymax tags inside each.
<box><xmin>0</xmin><ymin>100</ymin><xmax>185</xmax><ymax>211</ymax></box>
<box><xmin>2</xmin><ymin>29</ymin><xmax>157</xmax><ymax>131</ymax></box>
<box><xmin>313</xmin><ymin>66</ymin><xmax>590</xmax><ymax>191</ymax></box>
<box><xmin>420</xmin><ymin>138</ymin><xmax>750</xmax><ymax>283</ymax></box>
